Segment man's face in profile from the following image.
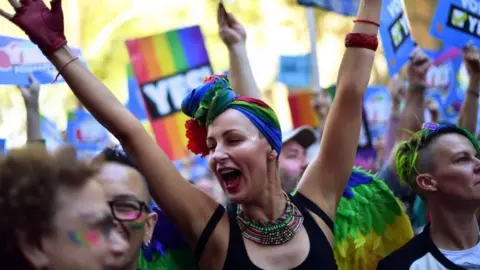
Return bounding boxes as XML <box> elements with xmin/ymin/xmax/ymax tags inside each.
<box><xmin>278</xmin><ymin>140</ymin><xmax>308</xmax><ymax>193</ymax></box>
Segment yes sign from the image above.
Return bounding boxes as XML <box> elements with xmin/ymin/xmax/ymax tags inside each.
<box><xmin>431</xmin><ymin>0</ymin><xmax>480</xmax><ymax>48</ymax></box>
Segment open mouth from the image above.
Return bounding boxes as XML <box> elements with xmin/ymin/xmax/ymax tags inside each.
<box><xmin>218</xmin><ymin>168</ymin><xmax>242</xmax><ymax>191</ymax></box>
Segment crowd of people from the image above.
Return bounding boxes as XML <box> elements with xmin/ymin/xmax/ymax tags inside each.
<box><xmin>0</xmin><ymin>0</ymin><xmax>479</xmax><ymax>269</ymax></box>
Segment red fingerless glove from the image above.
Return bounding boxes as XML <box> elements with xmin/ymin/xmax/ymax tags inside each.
<box><xmin>11</xmin><ymin>0</ymin><xmax>67</xmax><ymax>55</ymax></box>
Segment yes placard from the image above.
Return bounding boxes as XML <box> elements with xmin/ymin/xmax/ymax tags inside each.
<box><xmin>430</xmin><ymin>0</ymin><xmax>480</xmax><ymax>48</ymax></box>
<box><xmin>297</xmin><ymin>0</ymin><xmax>360</xmax><ymax>16</ymax></box>
<box><xmin>379</xmin><ymin>0</ymin><xmax>416</xmax><ymax>76</ymax></box>
<box><xmin>125</xmin><ymin>26</ymin><xmax>213</xmax><ymax>160</ymax></box>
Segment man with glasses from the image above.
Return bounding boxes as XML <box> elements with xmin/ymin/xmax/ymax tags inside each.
<box><xmin>92</xmin><ymin>145</ymin><xmax>158</xmax><ymax>270</ymax></box>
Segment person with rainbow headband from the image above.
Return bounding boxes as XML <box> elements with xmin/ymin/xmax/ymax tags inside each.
<box><xmin>378</xmin><ymin>123</ymin><xmax>480</xmax><ymax>269</ymax></box>
<box><xmin>0</xmin><ymin>0</ymin><xmax>383</xmax><ymax>268</ymax></box>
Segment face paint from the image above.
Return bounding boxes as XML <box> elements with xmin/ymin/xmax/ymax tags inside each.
<box><xmin>68</xmin><ymin>230</ymin><xmax>101</xmax><ymax>248</ymax></box>
<box><xmin>126</xmin><ymin>212</ymin><xmax>147</xmax><ymax>230</ymax></box>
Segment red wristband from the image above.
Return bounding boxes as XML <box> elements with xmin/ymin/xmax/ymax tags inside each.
<box><xmin>345</xmin><ymin>33</ymin><xmax>378</xmax><ymax>51</ymax></box>
<box><xmin>353</xmin><ymin>19</ymin><xmax>380</xmax><ymax>27</ymax></box>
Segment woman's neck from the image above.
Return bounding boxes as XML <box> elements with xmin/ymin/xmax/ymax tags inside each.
<box><xmin>429</xmin><ymin>203</ymin><xmax>479</xmax><ymax>251</ymax></box>
<box><xmin>240</xmin><ymin>161</ymin><xmax>286</xmax><ymax>221</ymax></box>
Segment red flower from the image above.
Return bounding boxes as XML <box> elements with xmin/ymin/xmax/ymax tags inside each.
<box><xmin>185</xmin><ymin>119</ymin><xmax>209</xmax><ymax>157</ymax></box>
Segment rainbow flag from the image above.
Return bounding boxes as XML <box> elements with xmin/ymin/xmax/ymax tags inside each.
<box><xmin>125</xmin><ymin>26</ymin><xmax>213</xmax><ymax>160</ymax></box>
<box><xmin>288</xmin><ymin>91</ymin><xmax>319</xmax><ymax>129</ymax></box>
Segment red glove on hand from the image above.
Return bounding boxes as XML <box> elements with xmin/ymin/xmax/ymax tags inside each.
<box><xmin>9</xmin><ymin>0</ymin><xmax>67</xmax><ymax>55</ymax></box>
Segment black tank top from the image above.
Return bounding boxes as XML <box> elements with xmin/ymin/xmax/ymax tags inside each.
<box><xmin>194</xmin><ymin>192</ymin><xmax>338</xmax><ymax>269</ymax></box>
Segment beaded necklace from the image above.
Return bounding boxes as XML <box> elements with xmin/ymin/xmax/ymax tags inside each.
<box><xmin>236</xmin><ymin>193</ymin><xmax>304</xmax><ymax>245</ymax></box>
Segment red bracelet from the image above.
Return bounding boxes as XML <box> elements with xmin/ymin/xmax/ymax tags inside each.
<box><xmin>353</xmin><ymin>19</ymin><xmax>380</xmax><ymax>27</ymax></box>
<box><xmin>345</xmin><ymin>33</ymin><xmax>378</xmax><ymax>51</ymax></box>
<box><xmin>52</xmin><ymin>57</ymin><xmax>79</xmax><ymax>83</ymax></box>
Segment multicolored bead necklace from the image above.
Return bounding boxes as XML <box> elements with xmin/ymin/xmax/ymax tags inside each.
<box><xmin>236</xmin><ymin>192</ymin><xmax>304</xmax><ymax>245</ymax></box>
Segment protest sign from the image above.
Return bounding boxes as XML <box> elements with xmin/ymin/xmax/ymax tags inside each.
<box><xmin>363</xmin><ymin>85</ymin><xmax>391</xmax><ymax>141</ymax></box>
<box><xmin>430</xmin><ymin>0</ymin><xmax>480</xmax><ymax>48</ymax></box>
<box><xmin>288</xmin><ymin>91</ymin><xmax>319</xmax><ymax>129</ymax></box>
<box><xmin>424</xmin><ymin>46</ymin><xmax>464</xmax><ymax>122</ymax></box>
<box><xmin>125</xmin><ymin>26</ymin><xmax>213</xmax><ymax>160</ymax></box>
<box><xmin>278</xmin><ymin>54</ymin><xmax>312</xmax><ymax>90</ymax></box>
<box><xmin>297</xmin><ymin>0</ymin><xmax>360</xmax><ymax>16</ymax></box>
<box><xmin>66</xmin><ymin>109</ymin><xmax>110</xmax><ymax>158</ymax></box>
<box><xmin>379</xmin><ymin>0</ymin><xmax>416</xmax><ymax>76</ymax></box>
<box><xmin>0</xmin><ymin>35</ymin><xmax>83</xmax><ymax>85</ymax></box>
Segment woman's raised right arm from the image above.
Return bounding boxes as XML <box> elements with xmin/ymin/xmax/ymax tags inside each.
<box><xmin>0</xmin><ymin>0</ymin><xmax>219</xmax><ymax>246</ymax></box>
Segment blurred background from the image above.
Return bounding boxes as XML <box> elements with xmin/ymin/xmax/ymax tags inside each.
<box><xmin>0</xmin><ymin>0</ymin><xmax>439</xmax><ymax>146</ymax></box>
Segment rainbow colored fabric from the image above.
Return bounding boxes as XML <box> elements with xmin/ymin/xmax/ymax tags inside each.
<box><xmin>334</xmin><ymin>167</ymin><xmax>413</xmax><ymax>270</ymax></box>
<box><xmin>181</xmin><ymin>75</ymin><xmax>282</xmax><ymax>155</ymax></box>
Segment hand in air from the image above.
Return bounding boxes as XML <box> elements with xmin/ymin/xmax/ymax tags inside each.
<box><xmin>18</xmin><ymin>74</ymin><xmax>40</xmax><ymax>107</ymax></box>
<box><xmin>406</xmin><ymin>48</ymin><xmax>431</xmax><ymax>87</ymax></box>
<box><xmin>217</xmin><ymin>2</ymin><xmax>246</xmax><ymax>47</ymax></box>
<box><xmin>0</xmin><ymin>0</ymin><xmax>67</xmax><ymax>55</ymax></box>
<box><xmin>387</xmin><ymin>75</ymin><xmax>405</xmax><ymax>105</ymax></box>
<box><xmin>464</xmin><ymin>42</ymin><xmax>480</xmax><ymax>78</ymax></box>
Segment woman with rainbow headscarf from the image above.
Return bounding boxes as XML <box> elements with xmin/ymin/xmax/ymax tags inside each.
<box><xmin>378</xmin><ymin>123</ymin><xmax>480</xmax><ymax>269</ymax></box>
<box><xmin>0</xmin><ymin>0</ymin><xmax>381</xmax><ymax>268</ymax></box>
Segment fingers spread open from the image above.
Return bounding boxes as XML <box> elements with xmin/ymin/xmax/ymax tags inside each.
<box><xmin>0</xmin><ymin>9</ymin><xmax>13</xmax><ymax>20</ymax></box>
<box><xmin>8</xmin><ymin>0</ymin><xmax>22</xmax><ymax>9</ymax></box>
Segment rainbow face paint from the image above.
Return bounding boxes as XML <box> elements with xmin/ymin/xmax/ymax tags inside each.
<box><xmin>126</xmin><ymin>213</ymin><xmax>147</xmax><ymax>230</ymax></box>
<box><xmin>68</xmin><ymin>230</ymin><xmax>101</xmax><ymax>248</ymax></box>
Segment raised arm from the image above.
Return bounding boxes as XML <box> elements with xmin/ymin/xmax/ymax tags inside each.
<box><xmin>384</xmin><ymin>50</ymin><xmax>430</xmax><ymax>171</ymax></box>
<box><xmin>457</xmin><ymin>44</ymin><xmax>480</xmax><ymax>134</ymax></box>
<box><xmin>18</xmin><ymin>75</ymin><xmax>43</xmax><ymax>144</ymax></box>
<box><xmin>0</xmin><ymin>0</ymin><xmax>219</xmax><ymax>246</ymax></box>
<box><xmin>297</xmin><ymin>0</ymin><xmax>381</xmax><ymax>217</ymax></box>
<box><xmin>217</xmin><ymin>3</ymin><xmax>260</xmax><ymax>98</ymax></box>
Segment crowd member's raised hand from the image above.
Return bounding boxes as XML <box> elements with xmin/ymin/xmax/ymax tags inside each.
<box><xmin>457</xmin><ymin>43</ymin><xmax>480</xmax><ymax>133</ymax></box>
<box><xmin>0</xmin><ymin>0</ymin><xmax>66</xmax><ymax>55</ymax></box>
<box><xmin>464</xmin><ymin>42</ymin><xmax>480</xmax><ymax>78</ymax></box>
<box><xmin>216</xmin><ymin>2</ymin><xmax>259</xmax><ymax>98</ymax></box>
<box><xmin>18</xmin><ymin>74</ymin><xmax>43</xmax><ymax>143</ymax></box>
<box><xmin>388</xmin><ymin>75</ymin><xmax>405</xmax><ymax>114</ymax></box>
<box><xmin>18</xmin><ymin>74</ymin><xmax>40</xmax><ymax>108</ymax></box>
<box><xmin>217</xmin><ymin>2</ymin><xmax>246</xmax><ymax>48</ymax></box>
<box><xmin>406</xmin><ymin>48</ymin><xmax>431</xmax><ymax>88</ymax></box>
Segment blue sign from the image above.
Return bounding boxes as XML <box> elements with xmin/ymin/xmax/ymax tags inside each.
<box><xmin>430</xmin><ymin>0</ymin><xmax>480</xmax><ymax>49</ymax></box>
<box><xmin>379</xmin><ymin>0</ymin><xmax>416</xmax><ymax>76</ymax></box>
<box><xmin>66</xmin><ymin>109</ymin><xmax>110</xmax><ymax>154</ymax></box>
<box><xmin>363</xmin><ymin>85</ymin><xmax>391</xmax><ymax>140</ymax></box>
<box><xmin>424</xmin><ymin>46</ymin><xmax>464</xmax><ymax>123</ymax></box>
<box><xmin>297</xmin><ymin>0</ymin><xmax>360</xmax><ymax>16</ymax></box>
<box><xmin>0</xmin><ymin>139</ymin><xmax>5</xmax><ymax>153</ymax></box>
<box><xmin>126</xmin><ymin>67</ymin><xmax>148</xmax><ymax>121</ymax></box>
<box><xmin>0</xmin><ymin>35</ymin><xmax>84</xmax><ymax>86</ymax></box>
<box><xmin>278</xmin><ymin>54</ymin><xmax>312</xmax><ymax>89</ymax></box>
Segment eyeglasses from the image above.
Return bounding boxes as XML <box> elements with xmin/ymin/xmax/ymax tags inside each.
<box><xmin>108</xmin><ymin>199</ymin><xmax>149</xmax><ymax>221</ymax></box>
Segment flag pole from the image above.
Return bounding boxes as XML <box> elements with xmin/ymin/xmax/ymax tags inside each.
<box><xmin>306</xmin><ymin>7</ymin><xmax>321</xmax><ymax>93</ymax></box>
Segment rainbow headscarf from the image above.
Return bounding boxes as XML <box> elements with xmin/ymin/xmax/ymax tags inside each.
<box><xmin>181</xmin><ymin>75</ymin><xmax>282</xmax><ymax>157</ymax></box>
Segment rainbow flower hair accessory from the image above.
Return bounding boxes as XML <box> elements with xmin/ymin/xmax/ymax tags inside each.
<box><xmin>181</xmin><ymin>75</ymin><xmax>282</xmax><ymax>157</ymax></box>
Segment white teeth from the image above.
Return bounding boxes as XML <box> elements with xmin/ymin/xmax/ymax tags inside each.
<box><xmin>218</xmin><ymin>168</ymin><xmax>235</xmax><ymax>174</ymax></box>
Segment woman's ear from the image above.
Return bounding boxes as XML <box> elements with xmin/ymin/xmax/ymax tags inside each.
<box><xmin>416</xmin><ymin>173</ymin><xmax>437</xmax><ymax>192</ymax></box>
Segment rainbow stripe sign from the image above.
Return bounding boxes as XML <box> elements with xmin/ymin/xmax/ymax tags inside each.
<box><xmin>125</xmin><ymin>26</ymin><xmax>213</xmax><ymax>160</ymax></box>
